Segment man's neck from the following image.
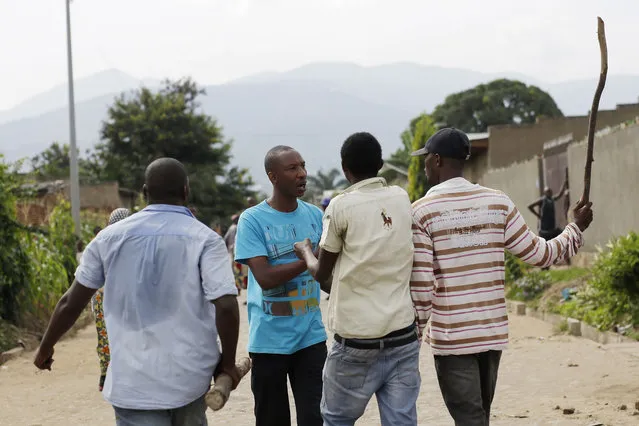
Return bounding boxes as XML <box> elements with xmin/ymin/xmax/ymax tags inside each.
<box><xmin>349</xmin><ymin>175</ymin><xmax>377</xmax><ymax>185</ymax></box>
<box><xmin>147</xmin><ymin>200</ymin><xmax>185</xmax><ymax>207</ymax></box>
<box><xmin>268</xmin><ymin>191</ymin><xmax>298</xmax><ymax>213</ymax></box>
<box><xmin>437</xmin><ymin>171</ymin><xmax>464</xmax><ymax>185</ymax></box>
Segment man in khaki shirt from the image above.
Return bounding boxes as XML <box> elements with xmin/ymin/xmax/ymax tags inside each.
<box><xmin>295</xmin><ymin>132</ymin><xmax>420</xmax><ymax>426</ymax></box>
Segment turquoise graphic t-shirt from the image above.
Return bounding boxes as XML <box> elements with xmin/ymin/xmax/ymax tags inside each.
<box><xmin>235</xmin><ymin>200</ymin><xmax>327</xmax><ymax>354</ymax></box>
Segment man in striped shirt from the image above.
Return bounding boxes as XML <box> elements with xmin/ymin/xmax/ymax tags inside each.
<box><xmin>410</xmin><ymin>128</ymin><xmax>593</xmax><ymax>426</ymax></box>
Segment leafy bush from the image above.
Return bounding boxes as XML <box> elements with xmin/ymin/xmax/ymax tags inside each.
<box><xmin>1</xmin><ymin>177</ymin><xmax>103</xmax><ymax>332</ymax></box>
<box><xmin>17</xmin><ymin>232</ymin><xmax>69</xmax><ymax>328</ymax></box>
<box><xmin>505</xmin><ymin>251</ymin><xmax>532</xmax><ymax>284</ymax></box>
<box><xmin>506</xmin><ymin>270</ymin><xmax>551</xmax><ymax>301</ymax></box>
<box><xmin>47</xmin><ymin>200</ymin><xmax>78</xmax><ymax>284</ymax></box>
<box><xmin>559</xmin><ymin>232</ymin><xmax>639</xmax><ymax>330</ymax></box>
<box><xmin>0</xmin><ymin>158</ymin><xmax>31</xmax><ymax>323</ymax></box>
<box><xmin>0</xmin><ymin>320</ymin><xmax>20</xmax><ymax>352</ymax></box>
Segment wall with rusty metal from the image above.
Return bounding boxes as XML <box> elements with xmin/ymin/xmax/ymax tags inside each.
<box><xmin>482</xmin><ymin>157</ymin><xmax>541</xmax><ymax>229</ymax></box>
<box><xmin>567</xmin><ymin>122</ymin><xmax>639</xmax><ymax>250</ymax></box>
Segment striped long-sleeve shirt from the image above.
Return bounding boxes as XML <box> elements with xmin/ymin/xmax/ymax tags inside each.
<box><xmin>410</xmin><ymin>177</ymin><xmax>584</xmax><ymax>356</ymax></box>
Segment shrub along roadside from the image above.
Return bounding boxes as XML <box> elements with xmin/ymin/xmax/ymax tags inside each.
<box><xmin>505</xmin><ymin>233</ymin><xmax>639</xmax><ymax>340</ymax></box>
<box><xmin>1</xmin><ymin>188</ymin><xmax>106</xmax><ymax>352</ymax></box>
<box><xmin>0</xmin><ymin>159</ymin><xmax>31</xmax><ymax>325</ymax></box>
<box><xmin>558</xmin><ymin>232</ymin><xmax>639</xmax><ymax>333</ymax></box>
<box><xmin>504</xmin><ymin>252</ymin><xmax>589</xmax><ymax>303</ymax></box>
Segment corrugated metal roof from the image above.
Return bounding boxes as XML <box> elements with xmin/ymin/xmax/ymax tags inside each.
<box><xmin>467</xmin><ymin>132</ymin><xmax>489</xmax><ymax>141</ymax></box>
<box><xmin>380</xmin><ymin>162</ymin><xmax>408</xmax><ymax>176</ymax></box>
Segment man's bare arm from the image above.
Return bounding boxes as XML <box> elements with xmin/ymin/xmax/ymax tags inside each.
<box><xmin>554</xmin><ymin>183</ymin><xmax>569</xmax><ymax>201</ymax></box>
<box><xmin>308</xmin><ymin>250</ymin><xmax>338</xmax><ymax>294</ymax></box>
<box><xmin>34</xmin><ymin>280</ymin><xmax>96</xmax><ymax>370</ymax></box>
<box><xmin>211</xmin><ymin>294</ymin><xmax>241</xmax><ymax>389</ymax></box>
<box><xmin>294</xmin><ymin>239</ymin><xmax>337</xmax><ymax>293</ymax></box>
<box><xmin>527</xmin><ymin>198</ymin><xmax>542</xmax><ymax>218</ymax></box>
<box><xmin>246</xmin><ymin>257</ymin><xmax>308</xmax><ymax>291</ymax></box>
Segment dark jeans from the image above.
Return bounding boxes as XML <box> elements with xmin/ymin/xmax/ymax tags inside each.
<box><xmin>434</xmin><ymin>350</ymin><xmax>502</xmax><ymax>426</ymax></box>
<box><xmin>250</xmin><ymin>341</ymin><xmax>327</xmax><ymax>426</ymax></box>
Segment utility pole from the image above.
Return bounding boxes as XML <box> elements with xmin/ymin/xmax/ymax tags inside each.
<box><xmin>65</xmin><ymin>0</ymin><xmax>81</xmax><ymax>236</ymax></box>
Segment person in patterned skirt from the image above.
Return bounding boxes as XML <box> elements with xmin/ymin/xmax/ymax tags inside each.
<box><xmin>90</xmin><ymin>208</ymin><xmax>131</xmax><ymax>391</ymax></box>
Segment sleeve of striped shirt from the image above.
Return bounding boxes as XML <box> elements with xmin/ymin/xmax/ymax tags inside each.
<box><xmin>504</xmin><ymin>195</ymin><xmax>584</xmax><ymax>268</ymax></box>
<box><xmin>410</xmin><ymin>214</ymin><xmax>435</xmax><ymax>341</ymax></box>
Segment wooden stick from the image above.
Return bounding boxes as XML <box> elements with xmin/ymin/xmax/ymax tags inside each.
<box><xmin>205</xmin><ymin>357</ymin><xmax>252</xmax><ymax>411</ymax></box>
<box><xmin>582</xmin><ymin>17</ymin><xmax>608</xmax><ymax>203</ymax></box>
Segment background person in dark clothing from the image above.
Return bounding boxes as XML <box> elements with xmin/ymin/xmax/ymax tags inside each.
<box><xmin>528</xmin><ymin>180</ymin><xmax>568</xmax><ymax>240</ymax></box>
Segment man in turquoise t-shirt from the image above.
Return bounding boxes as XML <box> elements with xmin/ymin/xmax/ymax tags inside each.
<box><xmin>235</xmin><ymin>145</ymin><xmax>327</xmax><ymax>426</ymax></box>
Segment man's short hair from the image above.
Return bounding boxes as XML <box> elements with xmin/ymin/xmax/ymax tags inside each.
<box><xmin>144</xmin><ymin>158</ymin><xmax>188</xmax><ymax>202</ymax></box>
<box><xmin>341</xmin><ymin>132</ymin><xmax>382</xmax><ymax>178</ymax></box>
<box><xmin>264</xmin><ymin>145</ymin><xmax>295</xmax><ymax>173</ymax></box>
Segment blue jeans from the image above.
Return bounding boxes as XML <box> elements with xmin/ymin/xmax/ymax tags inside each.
<box><xmin>321</xmin><ymin>339</ymin><xmax>421</xmax><ymax>426</ymax></box>
<box><xmin>113</xmin><ymin>395</ymin><xmax>207</xmax><ymax>426</ymax></box>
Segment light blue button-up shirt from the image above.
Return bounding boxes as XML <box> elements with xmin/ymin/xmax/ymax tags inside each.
<box><xmin>75</xmin><ymin>204</ymin><xmax>237</xmax><ymax>410</ymax></box>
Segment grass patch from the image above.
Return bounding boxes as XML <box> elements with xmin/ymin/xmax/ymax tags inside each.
<box><xmin>0</xmin><ymin>320</ymin><xmax>20</xmax><ymax>353</ymax></box>
<box><xmin>506</xmin><ymin>266</ymin><xmax>590</xmax><ymax>305</ymax></box>
<box><xmin>554</xmin><ymin>319</ymin><xmax>568</xmax><ymax>334</ymax></box>
<box><xmin>545</xmin><ymin>267</ymin><xmax>590</xmax><ymax>284</ymax></box>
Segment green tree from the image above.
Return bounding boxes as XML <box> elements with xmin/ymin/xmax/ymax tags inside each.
<box><xmin>306</xmin><ymin>168</ymin><xmax>348</xmax><ymax>199</ymax></box>
<box><xmin>432</xmin><ymin>79</ymin><xmax>563</xmax><ymax>133</ymax></box>
<box><xmin>30</xmin><ymin>142</ymin><xmax>71</xmax><ymax>180</ymax></box>
<box><xmin>407</xmin><ymin>114</ymin><xmax>437</xmax><ymax>202</ymax></box>
<box><xmin>30</xmin><ymin>142</ymin><xmax>102</xmax><ymax>183</ymax></box>
<box><xmin>0</xmin><ymin>157</ymin><xmax>30</xmax><ymax>323</ymax></box>
<box><xmin>90</xmin><ymin>78</ymin><xmax>254</xmax><ymax>225</ymax></box>
<box><xmin>381</xmin><ymin>115</ymin><xmax>423</xmax><ymax>184</ymax></box>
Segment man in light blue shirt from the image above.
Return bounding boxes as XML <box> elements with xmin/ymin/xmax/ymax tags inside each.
<box><xmin>34</xmin><ymin>158</ymin><xmax>241</xmax><ymax>426</ymax></box>
<box><xmin>235</xmin><ymin>146</ymin><xmax>327</xmax><ymax>426</ymax></box>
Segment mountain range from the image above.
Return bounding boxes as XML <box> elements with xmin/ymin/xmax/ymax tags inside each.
<box><xmin>1</xmin><ymin>62</ymin><xmax>639</xmax><ymax>189</ymax></box>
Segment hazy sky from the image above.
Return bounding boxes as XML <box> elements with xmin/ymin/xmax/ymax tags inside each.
<box><xmin>1</xmin><ymin>0</ymin><xmax>638</xmax><ymax>110</ymax></box>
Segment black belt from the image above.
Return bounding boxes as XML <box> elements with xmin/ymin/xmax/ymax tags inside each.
<box><xmin>334</xmin><ymin>324</ymin><xmax>417</xmax><ymax>350</ymax></box>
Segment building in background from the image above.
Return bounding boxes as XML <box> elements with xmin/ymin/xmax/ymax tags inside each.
<box><xmin>16</xmin><ymin>180</ymin><xmax>137</xmax><ymax>226</ymax></box>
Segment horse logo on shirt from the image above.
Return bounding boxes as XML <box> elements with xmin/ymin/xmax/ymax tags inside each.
<box><xmin>381</xmin><ymin>209</ymin><xmax>393</xmax><ymax>229</ymax></box>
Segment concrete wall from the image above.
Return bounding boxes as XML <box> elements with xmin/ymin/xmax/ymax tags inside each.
<box><xmin>488</xmin><ymin>103</ymin><xmax>639</xmax><ymax>169</ymax></box>
<box><xmin>464</xmin><ymin>150</ymin><xmax>488</xmax><ymax>184</ymax></box>
<box><xmin>482</xmin><ymin>157</ymin><xmax>540</xmax><ymax>229</ymax></box>
<box><xmin>567</xmin><ymin>123</ymin><xmax>639</xmax><ymax>250</ymax></box>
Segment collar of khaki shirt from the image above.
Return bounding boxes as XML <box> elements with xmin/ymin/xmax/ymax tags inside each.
<box><xmin>342</xmin><ymin>176</ymin><xmax>387</xmax><ymax>194</ymax></box>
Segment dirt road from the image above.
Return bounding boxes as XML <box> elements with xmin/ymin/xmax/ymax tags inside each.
<box><xmin>1</xmin><ymin>294</ymin><xmax>638</xmax><ymax>426</ymax></box>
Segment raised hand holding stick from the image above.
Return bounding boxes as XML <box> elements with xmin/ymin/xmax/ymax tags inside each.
<box><xmin>582</xmin><ymin>17</ymin><xmax>608</xmax><ymax>204</ymax></box>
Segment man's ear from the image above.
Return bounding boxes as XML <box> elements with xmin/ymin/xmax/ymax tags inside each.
<box><xmin>184</xmin><ymin>185</ymin><xmax>190</xmax><ymax>202</ymax></box>
<box><xmin>142</xmin><ymin>184</ymin><xmax>148</xmax><ymax>201</ymax></box>
<box><xmin>341</xmin><ymin>162</ymin><xmax>354</xmax><ymax>183</ymax></box>
<box><xmin>378</xmin><ymin>159</ymin><xmax>384</xmax><ymax>172</ymax></box>
<box><xmin>435</xmin><ymin>154</ymin><xmax>442</xmax><ymax>167</ymax></box>
<box><xmin>267</xmin><ymin>171</ymin><xmax>276</xmax><ymax>185</ymax></box>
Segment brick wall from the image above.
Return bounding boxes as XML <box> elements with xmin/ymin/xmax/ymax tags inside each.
<box><xmin>16</xmin><ymin>182</ymin><xmax>137</xmax><ymax>226</ymax></box>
